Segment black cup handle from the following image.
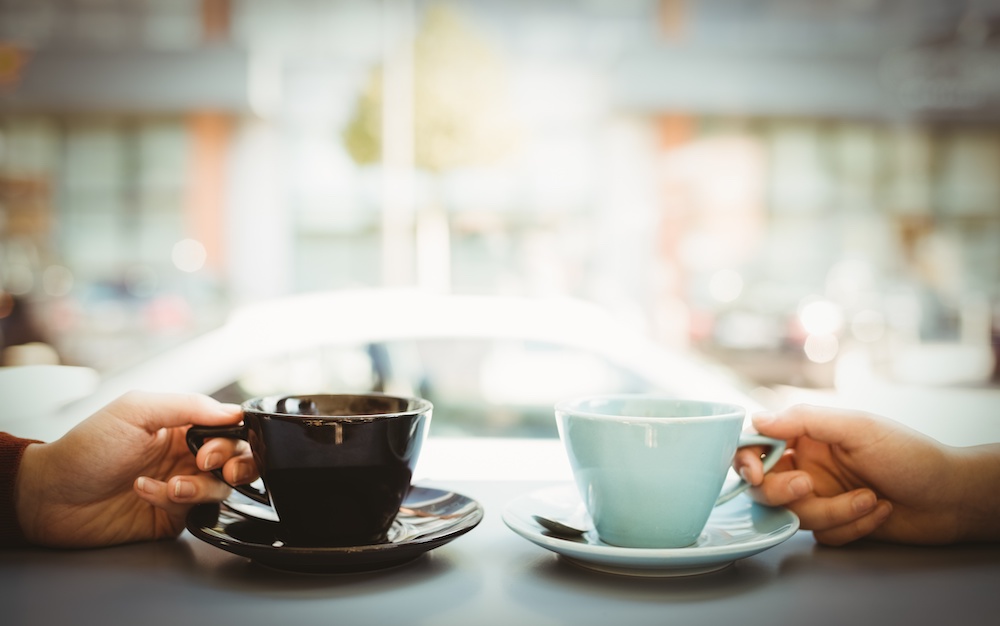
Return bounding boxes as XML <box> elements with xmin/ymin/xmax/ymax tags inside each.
<box><xmin>186</xmin><ymin>424</ymin><xmax>270</xmax><ymax>506</ymax></box>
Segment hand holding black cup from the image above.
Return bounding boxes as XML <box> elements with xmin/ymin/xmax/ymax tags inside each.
<box><xmin>187</xmin><ymin>393</ymin><xmax>432</xmax><ymax>547</ymax></box>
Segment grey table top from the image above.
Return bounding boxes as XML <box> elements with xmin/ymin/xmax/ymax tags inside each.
<box><xmin>3</xmin><ymin>478</ymin><xmax>999</xmax><ymax>626</ymax></box>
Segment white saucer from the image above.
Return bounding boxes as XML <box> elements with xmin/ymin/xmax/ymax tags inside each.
<box><xmin>502</xmin><ymin>485</ymin><xmax>799</xmax><ymax>577</ymax></box>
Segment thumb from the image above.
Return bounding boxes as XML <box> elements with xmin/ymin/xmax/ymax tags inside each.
<box><xmin>752</xmin><ymin>404</ymin><xmax>879</xmax><ymax>449</ymax></box>
<box><xmin>108</xmin><ymin>391</ymin><xmax>243</xmax><ymax>433</ymax></box>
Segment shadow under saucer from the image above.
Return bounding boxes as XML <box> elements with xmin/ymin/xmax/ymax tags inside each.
<box><xmin>502</xmin><ymin>485</ymin><xmax>799</xmax><ymax>577</ymax></box>
<box><xmin>186</xmin><ymin>486</ymin><xmax>483</xmax><ymax>574</ymax></box>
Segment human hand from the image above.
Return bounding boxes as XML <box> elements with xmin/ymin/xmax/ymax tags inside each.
<box><xmin>733</xmin><ymin>404</ymin><xmax>980</xmax><ymax>546</ymax></box>
<box><xmin>15</xmin><ymin>391</ymin><xmax>260</xmax><ymax>548</ymax></box>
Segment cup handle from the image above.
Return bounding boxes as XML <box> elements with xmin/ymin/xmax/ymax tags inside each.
<box><xmin>186</xmin><ymin>424</ymin><xmax>271</xmax><ymax>506</ymax></box>
<box><xmin>715</xmin><ymin>434</ymin><xmax>787</xmax><ymax>506</ymax></box>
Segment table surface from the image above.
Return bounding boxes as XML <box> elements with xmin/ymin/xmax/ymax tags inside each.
<box><xmin>4</xmin><ymin>367</ymin><xmax>1000</xmax><ymax>626</ymax></box>
<box><xmin>3</xmin><ymin>471</ymin><xmax>1000</xmax><ymax>626</ymax></box>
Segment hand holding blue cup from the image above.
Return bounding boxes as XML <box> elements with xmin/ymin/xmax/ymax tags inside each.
<box><xmin>555</xmin><ymin>395</ymin><xmax>785</xmax><ymax>549</ymax></box>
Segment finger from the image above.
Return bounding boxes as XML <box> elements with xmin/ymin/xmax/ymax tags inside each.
<box><xmin>220</xmin><ymin>457</ymin><xmax>259</xmax><ymax>485</ymax></box>
<box><xmin>134</xmin><ymin>476</ymin><xmax>189</xmax><ymax>519</ymax></box>
<box><xmin>733</xmin><ymin>446</ymin><xmax>767</xmax><ymax>485</ymax></box>
<box><xmin>786</xmin><ymin>488</ymin><xmax>880</xmax><ymax>532</ymax></box>
<box><xmin>736</xmin><ymin>445</ymin><xmax>799</xmax><ymax>485</ymax></box>
<box><xmin>196</xmin><ymin>437</ymin><xmax>251</xmax><ymax>471</ymax></box>
<box><xmin>752</xmin><ymin>404</ymin><xmax>884</xmax><ymax>449</ymax></box>
<box><xmin>747</xmin><ymin>469</ymin><xmax>814</xmax><ymax>506</ymax></box>
<box><xmin>812</xmin><ymin>501</ymin><xmax>894</xmax><ymax>546</ymax></box>
<box><xmin>110</xmin><ymin>391</ymin><xmax>242</xmax><ymax>433</ymax></box>
<box><xmin>166</xmin><ymin>474</ymin><xmax>233</xmax><ymax>503</ymax></box>
<box><xmin>134</xmin><ymin>474</ymin><xmax>232</xmax><ymax>510</ymax></box>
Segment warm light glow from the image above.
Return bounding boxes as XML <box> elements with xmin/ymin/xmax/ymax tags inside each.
<box><xmin>798</xmin><ymin>298</ymin><xmax>843</xmax><ymax>336</ymax></box>
<box><xmin>42</xmin><ymin>265</ymin><xmax>74</xmax><ymax>297</ymax></box>
<box><xmin>709</xmin><ymin>269</ymin><xmax>744</xmax><ymax>303</ymax></box>
<box><xmin>804</xmin><ymin>333</ymin><xmax>839</xmax><ymax>363</ymax></box>
<box><xmin>851</xmin><ymin>309</ymin><xmax>886</xmax><ymax>343</ymax></box>
<box><xmin>172</xmin><ymin>239</ymin><xmax>208</xmax><ymax>273</ymax></box>
<box><xmin>4</xmin><ymin>263</ymin><xmax>33</xmax><ymax>295</ymax></box>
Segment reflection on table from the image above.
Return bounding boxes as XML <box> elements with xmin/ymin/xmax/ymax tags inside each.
<box><xmin>3</xmin><ymin>452</ymin><xmax>999</xmax><ymax>626</ymax></box>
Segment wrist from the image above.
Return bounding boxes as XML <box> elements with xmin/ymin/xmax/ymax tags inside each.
<box><xmin>0</xmin><ymin>434</ymin><xmax>45</xmax><ymax>548</ymax></box>
<box><xmin>949</xmin><ymin>444</ymin><xmax>1000</xmax><ymax>543</ymax></box>
<box><xmin>14</xmin><ymin>442</ymin><xmax>49</xmax><ymax>546</ymax></box>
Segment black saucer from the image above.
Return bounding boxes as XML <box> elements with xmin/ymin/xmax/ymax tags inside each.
<box><xmin>186</xmin><ymin>486</ymin><xmax>483</xmax><ymax>574</ymax></box>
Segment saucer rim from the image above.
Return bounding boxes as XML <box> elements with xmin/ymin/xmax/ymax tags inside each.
<box><xmin>186</xmin><ymin>485</ymin><xmax>483</xmax><ymax>572</ymax></box>
<box><xmin>501</xmin><ymin>484</ymin><xmax>799</xmax><ymax>576</ymax></box>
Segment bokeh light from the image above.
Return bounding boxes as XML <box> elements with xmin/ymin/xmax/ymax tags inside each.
<box><xmin>709</xmin><ymin>269</ymin><xmax>744</xmax><ymax>303</ymax></box>
<box><xmin>798</xmin><ymin>298</ymin><xmax>844</xmax><ymax>336</ymax></box>
<box><xmin>804</xmin><ymin>333</ymin><xmax>840</xmax><ymax>364</ymax></box>
<box><xmin>171</xmin><ymin>239</ymin><xmax>208</xmax><ymax>273</ymax></box>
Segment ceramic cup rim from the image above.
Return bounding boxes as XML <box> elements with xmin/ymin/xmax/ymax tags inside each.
<box><xmin>555</xmin><ymin>394</ymin><xmax>745</xmax><ymax>424</ymax></box>
<box><xmin>243</xmin><ymin>392</ymin><xmax>433</xmax><ymax>422</ymax></box>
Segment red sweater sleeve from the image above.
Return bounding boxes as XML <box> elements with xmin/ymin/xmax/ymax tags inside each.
<box><xmin>0</xmin><ymin>432</ymin><xmax>43</xmax><ymax>548</ymax></box>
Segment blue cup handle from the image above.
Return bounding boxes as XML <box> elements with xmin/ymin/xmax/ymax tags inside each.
<box><xmin>715</xmin><ymin>434</ymin><xmax>787</xmax><ymax>506</ymax></box>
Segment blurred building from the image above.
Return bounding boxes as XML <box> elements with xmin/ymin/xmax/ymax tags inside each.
<box><xmin>0</xmin><ymin>0</ymin><xmax>998</xmax><ymax>389</ymax></box>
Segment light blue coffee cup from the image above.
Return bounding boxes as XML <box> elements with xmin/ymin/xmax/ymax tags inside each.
<box><xmin>555</xmin><ymin>395</ymin><xmax>786</xmax><ymax>549</ymax></box>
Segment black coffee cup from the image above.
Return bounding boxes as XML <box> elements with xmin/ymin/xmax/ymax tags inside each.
<box><xmin>187</xmin><ymin>393</ymin><xmax>432</xmax><ymax>547</ymax></box>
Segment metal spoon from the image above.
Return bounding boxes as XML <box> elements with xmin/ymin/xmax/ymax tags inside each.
<box><xmin>532</xmin><ymin>514</ymin><xmax>588</xmax><ymax>539</ymax></box>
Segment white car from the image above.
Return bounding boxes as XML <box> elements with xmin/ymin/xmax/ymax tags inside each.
<box><xmin>9</xmin><ymin>288</ymin><xmax>758</xmax><ymax>442</ymax></box>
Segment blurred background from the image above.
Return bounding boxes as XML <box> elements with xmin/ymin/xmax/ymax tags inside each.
<box><xmin>1</xmin><ymin>0</ymin><xmax>999</xmax><ymax>439</ymax></box>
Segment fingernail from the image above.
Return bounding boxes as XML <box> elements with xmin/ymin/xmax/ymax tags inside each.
<box><xmin>137</xmin><ymin>476</ymin><xmax>156</xmax><ymax>494</ymax></box>
<box><xmin>789</xmin><ymin>475</ymin><xmax>812</xmax><ymax>497</ymax></box>
<box><xmin>203</xmin><ymin>452</ymin><xmax>220</xmax><ymax>471</ymax></box>
<box><xmin>232</xmin><ymin>465</ymin><xmax>253</xmax><ymax>484</ymax></box>
<box><xmin>739</xmin><ymin>467</ymin><xmax>752</xmax><ymax>483</ymax></box>
<box><xmin>874</xmin><ymin>501</ymin><xmax>893</xmax><ymax>522</ymax></box>
<box><xmin>174</xmin><ymin>480</ymin><xmax>196</xmax><ymax>498</ymax></box>
<box><xmin>852</xmin><ymin>491</ymin><xmax>876</xmax><ymax>514</ymax></box>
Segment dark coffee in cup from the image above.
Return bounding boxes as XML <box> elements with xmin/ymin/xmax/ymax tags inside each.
<box><xmin>187</xmin><ymin>393</ymin><xmax>432</xmax><ymax>547</ymax></box>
